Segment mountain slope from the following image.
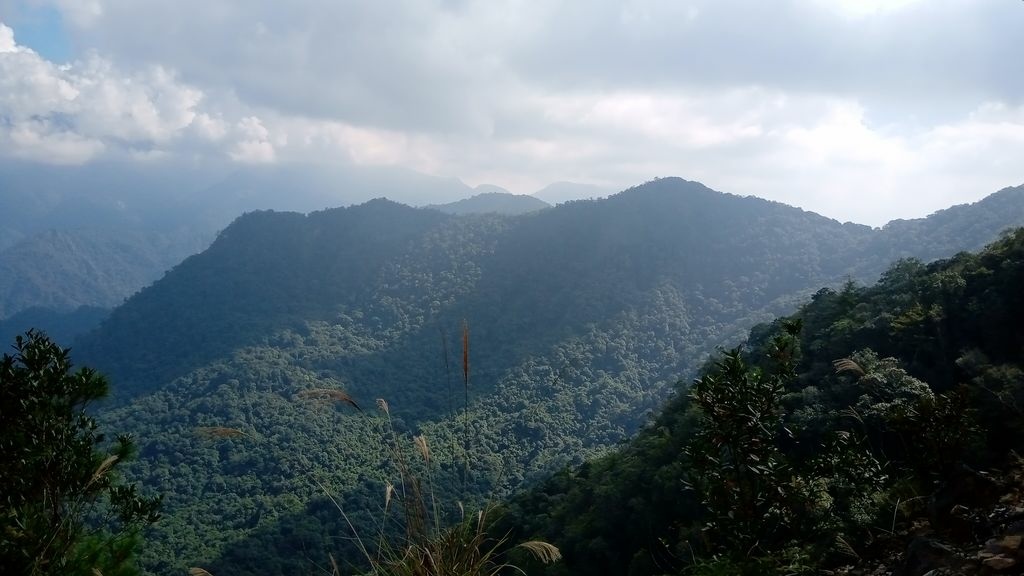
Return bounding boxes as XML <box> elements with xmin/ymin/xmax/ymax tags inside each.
<box><xmin>501</xmin><ymin>228</ymin><xmax>1024</xmax><ymax>575</ymax></box>
<box><xmin>73</xmin><ymin>178</ymin><xmax>1024</xmax><ymax>575</ymax></box>
<box><xmin>0</xmin><ymin>159</ymin><xmax>481</xmax><ymax>321</ymax></box>
<box><xmin>0</xmin><ymin>228</ymin><xmax>208</xmax><ymax>319</ymax></box>
<box><xmin>864</xmin><ymin>184</ymin><xmax>1024</xmax><ymax>265</ymax></box>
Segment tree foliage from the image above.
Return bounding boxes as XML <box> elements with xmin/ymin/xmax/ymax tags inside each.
<box><xmin>504</xmin><ymin>228</ymin><xmax>1024</xmax><ymax>575</ymax></box>
<box><xmin>0</xmin><ymin>331</ymin><xmax>161</xmax><ymax>576</ymax></box>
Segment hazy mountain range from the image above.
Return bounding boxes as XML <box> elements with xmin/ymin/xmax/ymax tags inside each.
<box><xmin>0</xmin><ymin>160</ymin><xmax>605</xmax><ymax>338</ymax></box>
<box><xmin>51</xmin><ymin>176</ymin><xmax>1024</xmax><ymax>574</ymax></box>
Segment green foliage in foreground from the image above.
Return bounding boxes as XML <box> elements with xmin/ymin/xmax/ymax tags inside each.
<box><xmin>0</xmin><ymin>331</ymin><xmax>162</xmax><ymax>576</ymax></box>
<box><xmin>503</xmin><ymin>228</ymin><xmax>1024</xmax><ymax>575</ymax></box>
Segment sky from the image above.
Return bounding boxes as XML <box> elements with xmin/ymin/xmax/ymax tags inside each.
<box><xmin>0</xmin><ymin>0</ymin><xmax>1022</xmax><ymax>226</ymax></box>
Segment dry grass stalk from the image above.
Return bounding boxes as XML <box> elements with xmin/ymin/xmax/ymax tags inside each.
<box><xmin>835</xmin><ymin>535</ymin><xmax>859</xmax><ymax>559</ymax></box>
<box><xmin>86</xmin><ymin>455</ymin><xmax>119</xmax><ymax>488</ymax></box>
<box><xmin>188</xmin><ymin>569</ymin><xmax>214</xmax><ymax>576</ymax></box>
<box><xmin>384</xmin><ymin>481</ymin><xmax>395</xmax><ymax>511</ymax></box>
<box><xmin>833</xmin><ymin>358</ymin><xmax>865</xmax><ymax>377</ymax></box>
<box><xmin>518</xmin><ymin>540</ymin><xmax>563</xmax><ymax>564</ymax></box>
<box><xmin>194</xmin><ymin>426</ymin><xmax>248</xmax><ymax>439</ymax></box>
<box><xmin>296</xmin><ymin>388</ymin><xmax>361</xmax><ymax>412</ymax></box>
<box><xmin>414</xmin><ymin>435</ymin><xmax>431</xmax><ymax>465</ymax></box>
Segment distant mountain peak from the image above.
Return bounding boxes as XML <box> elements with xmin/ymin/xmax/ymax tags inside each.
<box><xmin>532</xmin><ymin>181</ymin><xmax>614</xmax><ymax>205</ymax></box>
<box><xmin>472</xmin><ymin>183</ymin><xmax>513</xmax><ymax>195</ymax></box>
<box><xmin>427</xmin><ymin>191</ymin><xmax>550</xmax><ymax>216</ymax></box>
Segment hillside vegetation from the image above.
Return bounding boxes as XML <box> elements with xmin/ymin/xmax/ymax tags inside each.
<box><xmin>66</xmin><ymin>178</ymin><xmax>1024</xmax><ymax>574</ymax></box>
<box><xmin>503</xmin><ymin>228</ymin><xmax>1024</xmax><ymax>575</ymax></box>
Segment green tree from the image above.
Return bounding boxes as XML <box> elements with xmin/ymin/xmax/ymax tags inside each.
<box><xmin>0</xmin><ymin>331</ymin><xmax>161</xmax><ymax>576</ymax></box>
<box><xmin>684</xmin><ymin>337</ymin><xmax>799</xmax><ymax>557</ymax></box>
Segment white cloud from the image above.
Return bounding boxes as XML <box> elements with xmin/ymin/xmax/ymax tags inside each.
<box><xmin>69</xmin><ymin>59</ymin><xmax>203</xmax><ymax>143</ymax></box>
<box><xmin>1</xmin><ymin>1</ymin><xmax>1022</xmax><ymax>224</ymax></box>
<box><xmin>4</xmin><ymin>119</ymin><xmax>105</xmax><ymax>164</ymax></box>
<box><xmin>229</xmin><ymin>116</ymin><xmax>275</xmax><ymax>163</ymax></box>
<box><xmin>0</xmin><ymin>20</ymin><xmax>18</xmax><ymax>52</ymax></box>
<box><xmin>0</xmin><ymin>22</ymin><xmax>274</xmax><ymax>164</ymax></box>
<box><xmin>192</xmin><ymin>113</ymin><xmax>228</xmax><ymax>141</ymax></box>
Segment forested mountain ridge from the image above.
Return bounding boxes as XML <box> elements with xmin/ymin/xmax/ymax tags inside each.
<box><xmin>427</xmin><ymin>191</ymin><xmax>551</xmax><ymax>215</ymax></box>
<box><xmin>0</xmin><ymin>158</ymin><xmax>516</xmax><ymax>336</ymax></box>
<box><xmin>864</xmin><ymin>184</ymin><xmax>1024</xmax><ymax>265</ymax></box>
<box><xmin>70</xmin><ymin>178</ymin><xmax>1024</xmax><ymax>574</ymax></box>
<box><xmin>501</xmin><ymin>227</ymin><xmax>1024</xmax><ymax>575</ymax></box>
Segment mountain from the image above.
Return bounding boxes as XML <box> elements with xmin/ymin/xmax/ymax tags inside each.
<box><xmin>70</xmin><ymin>178</ymin><xmax>1024</xmax><ymax>575</ymax></box>
<box><xmin>0</xmin><ymin>159</ymin><xmax>484</xmax><ymax>323</ymax></box>
<box><xmin>531</xmin><ymin>181</ymin><xmax>613</xmax><ymax>205</ymax></box>
<box><xmin>0</xmin><ymin>305</ymin><xmax>110</xmax><ymax>345</ymax></box>
<box><xmin>501</xmin><ymin>228</ymin><xmax>1024</xmax><ymax>575</ymax></box>
<box><xmin>869</xmin><ymin>184</ymin><xmax>1024</xmax><ymax>263</ymax></box>
<box><xmin>472</xmin><ymin>184</ymin><xmax>514</xmax><ymax>195</ymax></box>
<box><xmin>427</xmin><ymin>191</ymin><xmax>551</xmax><ymax>215</ymax></box>
<box><xmin>0</xmin><ymin>228</ymin><xmax>209</xmax><ymax>319</ymax></box>
<box><xmin>0</xmin><ymin>157</ymin><xmax>622</xmax><ymax>327</ymax></box>
<box><xmin>0</xmin><ymin>159</ymin><xmax>480</xmax><ymax>246</ymax></box>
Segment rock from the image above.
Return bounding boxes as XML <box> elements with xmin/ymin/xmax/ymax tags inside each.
<box><xmin>951</xmin><ymin>505</ymin><xmax>971</xmax><ymax>517</ymax></box>
<box><xmin>998</xmin><ymin>534</ymin><xmax>1022</xmax><ymax>551</ymax></box>
<box><xmin>901</xmin><ymin>537</ymin><xmax>963</xmax><ymax>576</ymax></box>
<box><xmin>930</xmin><ymin>465</ymin><xmax>1001</xmax><ymax>524</ymax></box>
<box><xmin>981</xmin><ymin>555</ymin><xmax>1017</xmax><ymax>571</ymax></box>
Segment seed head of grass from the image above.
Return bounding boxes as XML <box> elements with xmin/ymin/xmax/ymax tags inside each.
<box><xmin>833</xmin><ymin>358</ymin><xmax>865</xmax><ymax>377</ymax></box>
<box><xmin>414</xmin><ymin>435</ymin><xmax>431</xmax><ymax>465</ymax></box>
<box><xmin>296</xmin><ymin>388</ymin><xmax>361</xmax><ymax>411</ymax></box>
<box><xmin>518</xmin><ymin>540</ymin><xmax>563</xmax><ymax>564</ymax></box>
<box><xmin>385</xmin><ymin>481</ymin><xmax>395</xmax><ymax>511</ymax></box>
<box><xmin>86</xmin><ymin>455</ymin><xmax>119</xmax><ymax>488</ymax></box>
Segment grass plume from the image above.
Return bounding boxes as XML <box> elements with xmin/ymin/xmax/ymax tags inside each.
<box><xmin>833</xmin><ymin>357</ymin><xmax>865</xmax><ymax>377</ymax></box>
<box><xmin>413</xmin><ymin>435</ymin><xmax>431</xmax><ymax>465</ymax></box>
<box><xmin>296</xmin><ymin>388</ymin><xmax>362</xmax><ymax>411</ymax></box>
<box><xmin>86</xmin><ymin>455</ymin><xmax>119</xmax><ymax>488</ymax></box>
<box><xmin>517</xmin><ymin>540</ymin><xmax>563</xmax><ymax>564</ymax></box>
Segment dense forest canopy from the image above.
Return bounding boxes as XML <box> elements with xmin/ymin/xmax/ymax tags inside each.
<box><xmin>46</xmin><ymin>179</ymin><xmax>1024</xmax><ymax>575</ymax></box>
<box><xmin>502</xmin><ymin>228</ymin><xmax>1024</xmax><ymax>575</ymax></box>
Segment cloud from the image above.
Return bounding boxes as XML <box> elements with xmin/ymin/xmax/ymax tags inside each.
<box><xmin>0</xmin><ymin>22</ymin><xmax>295</xmax><ymax>165</ymax></box>
<box><xmin>0</xmin><ymin>22</ymin><xmax>215</xmax><ymax>162</ymax></box>
<box><xmin>1</xmin><ymin>1</ymin><xmax>1022</xmax><ymax>225</ymax></box>
<box><xmin>0</xmin><ymin>20</ymin><xmax>15</xmax><ymax>52</ymax></box>
<box><xmin>229</xmin><ymin>116</ymin><xmax>276</xmax><ymax>163</ymax></box>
